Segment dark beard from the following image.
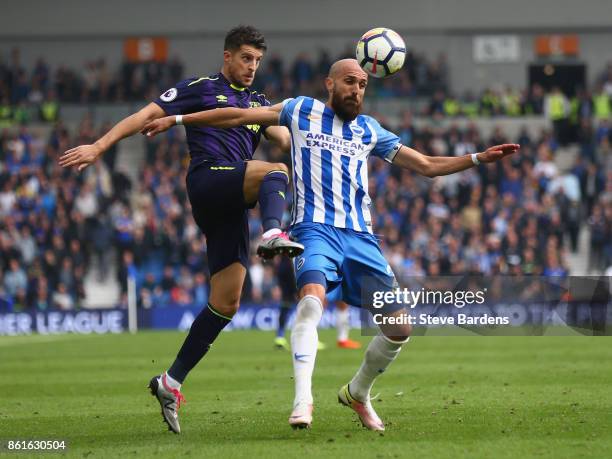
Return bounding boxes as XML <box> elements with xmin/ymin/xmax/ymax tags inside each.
<box><xmin>331</xmin><ymin>90</ymin><xmax>361</xmax><ymax>121</ymax></box>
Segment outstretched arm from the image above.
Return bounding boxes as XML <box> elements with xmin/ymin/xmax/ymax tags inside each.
<box><xmin>59</xmin><ymin>102</ymin><xmax>166</xmax><ymax>171</ymax></box>
<box><xmin>141</xmin><ymin>104</ymin><xmax>283</xmax><ymax>137</ymax></box>
<box><xmin>392</xmin><ymin>143</ymin><xmax>520</xmax><ymax>177</ymax></box>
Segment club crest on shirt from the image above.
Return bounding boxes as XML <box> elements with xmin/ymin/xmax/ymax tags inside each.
<box><xmin>160</xmin><ymin>88</ymin><xmax>177</xmax><ymax>102</ymax></box>
<box><xmin>350</xmin><ymin>124</ymin><xmax>365</xmax><ymax>136</ymax></box>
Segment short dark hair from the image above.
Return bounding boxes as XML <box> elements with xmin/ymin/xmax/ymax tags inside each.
<box><xmin>224</xmin><ymin>25</ymin><xmax>267</xmax><ymax>52</ymax></box>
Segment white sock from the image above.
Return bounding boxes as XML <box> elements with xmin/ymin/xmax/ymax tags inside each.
<box><xmin>262</xmin><ymin>228</ymin><xmax>282</xmax><ymax>239</ymax></box>
<box><xmin>164</xmin><ymin>371</ymin><xmax>182</xmax><ymax>390</ymax></box>
<box><xmin>290</xmin><ymin>295</ymin><xmax>323</xmax><ymax>406</ymax></box>
<box><xmin>348</xmin><ymin>335</ymin><xmax>409</xmax><ymax>401</ymax></box>
<box><xmin>336</xmin><ymin>307</ymin><xmax>350</xmax><ymax>342</ymax></box>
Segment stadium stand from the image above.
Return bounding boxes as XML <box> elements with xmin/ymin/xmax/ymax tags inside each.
<box><xmin>0</xmin><ymin>46</ymin><xmax>610</xmax><ymax>311</ymax></box>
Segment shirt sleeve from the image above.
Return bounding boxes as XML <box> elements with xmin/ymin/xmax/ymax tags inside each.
<box><xmin>368</xmin><ymin>116</ymin><xmax>402</xmax><ymax>163</ymax></box>
<box><xmin>279</xmin><ymin>97</ymin><xmax>299</xmax><ymax>128</ymax></box>
<box><xmin>256</xmin><ymin>92</ymin><xmax>271</xmax><ymax>107</ymax></box>
<box><xmin>153</xmin><ymin>78</ymin><xmax>211</xmax><ymax>115</ymax></box>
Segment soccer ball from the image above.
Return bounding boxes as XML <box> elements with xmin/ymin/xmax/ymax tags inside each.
<box><xmin>356</xmin><ymin>28</ymin><xmax>406</xmax><ymax>78</ymax></box>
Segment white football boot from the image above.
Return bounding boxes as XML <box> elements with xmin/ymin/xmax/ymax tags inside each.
<box><xmin>148</xmin><ymin>373</ymin><xmax>186</xmax><ymax>434</ymax></box>
<box><xmin>288</xmin><ymin>401</ymin><xmax>314</xmax><ymax>429</ymax></box>
<box><xmin>256</xmin><ymin>231</ymin><xmax>304</xmax><ymax>260</ymax></box>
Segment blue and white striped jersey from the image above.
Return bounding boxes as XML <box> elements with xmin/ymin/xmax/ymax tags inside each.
<box><xmin>280</xmin><ymin>96</ymin><xmax>401</xmax><ymax>233</ymax></box>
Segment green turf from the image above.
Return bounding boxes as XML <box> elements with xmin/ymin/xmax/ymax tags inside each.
<box><xmin>1</xmin><ymin>330</ymin><xmax>611</xmax><ymax>458</ymax></box>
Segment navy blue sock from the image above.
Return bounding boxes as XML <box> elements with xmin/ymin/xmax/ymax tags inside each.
<box><xmin>277</xmin><ymin>304</ymin><xmax>292</xmax><ymax>338</ymax></box>
<box><xmin>259</xmin><ymin>170</ymin><xmax>289</xmax><ymax>232</ymax></box>
<box><xmin>168</xmin><ymin>303</ymin><xmax>231</xmax><ymax>383</ymax></box>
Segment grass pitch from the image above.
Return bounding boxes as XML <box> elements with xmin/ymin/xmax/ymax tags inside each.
<box><xmin>1</xmin><ymin>330</ymin><xmax>611</xmax><ymax>458</ymax></box>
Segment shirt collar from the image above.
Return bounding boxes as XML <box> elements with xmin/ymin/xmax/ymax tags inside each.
<box><xmin>218</xmin><ymin>72</ymin><xmax>248</xmax><ymax>93</ymax></box>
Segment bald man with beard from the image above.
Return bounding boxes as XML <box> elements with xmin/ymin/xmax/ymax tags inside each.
<box><xmin>143</xmin><ymin>58</ymin><xmax>520</xmax><ymax>431</ymax></box>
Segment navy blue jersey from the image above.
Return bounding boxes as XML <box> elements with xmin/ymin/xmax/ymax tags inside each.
<box><xmin>154</xmin><ymin>73</ymin><xmax>270</xmax><ymax>165</ymax></box>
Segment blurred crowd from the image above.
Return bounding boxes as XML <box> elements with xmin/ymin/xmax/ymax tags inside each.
<box><xmin>0</xmin><ymin>48</ymin><xmax>185</xmax><ymax>108</ymax></box>
<box><xmin>252</xmin><ymin>49</ymin><xmax>449</xmax><ymax>100</ymax></box>
<box><xmin>1</xmin><ymin>109</ymin><xmax>610</xmax><ymax>312</ymax></box>
<box><xmin>0</xmin><ymin>117</ymin><xmax>125</xmax><ymax>311</ymax></box>
<box><xmin>362</xmin><ymin>118</ymin><xmax>611</xmax><ymax>282</ymax></box>
<box><xmin>0</xmin><ymin>47</ymin><xmax>449</xmax><ymax>111</ymax></box>
<box><xmin>3</xmin><ymin>46</ymin><xmax>612</xmax><ymax>124</ymax></box>
<box><xmin>0</xmin><ymin>46</ymin><xmax>611</xmax><ymax>312</ymax></box>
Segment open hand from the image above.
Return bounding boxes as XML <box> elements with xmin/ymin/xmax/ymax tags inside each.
<box><xmin>58</xmin><ymin>144</ymin><xmax>103</xmax><ymax>171</ymax></box>
<box><xmin>477</xmin><ymin>144</ymin><xmax>520</xmax><ymax>163</ymax></box>
<box><xmin>141</xmin><ymin>116</ymin><xmax>175</xmax><ymax>137</ymax></box>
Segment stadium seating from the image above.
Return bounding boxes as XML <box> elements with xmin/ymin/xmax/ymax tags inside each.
<box><xmin>0</xmin><ymin>50</ymin><xmax>610</xmax><ymax>311</ymax></box>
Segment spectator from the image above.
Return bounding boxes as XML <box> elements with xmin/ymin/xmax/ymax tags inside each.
<box><xmin>543</xmin><ymin>251</ymin><xmax>568</xmax><ymax>277</ymax></box>
<box><xmin>92</xmin><ymin>215</ymin><xmax>113</xmax><ymax>281</ymax></box>
<box><xmin>583</xmin><ymin>161</ymin><xmax>606</xmax><ymax>214</ymax></box>
<box><xmin>533</xmin><ymin>145</ymin><xmax>558</xmax><ymax>187</ymax></box>
<box><xmin>192</xmin><ymin>273</ymin><xmax>209</xmax><ymax>306</ymax></box>
<box><xmin>260</xmin><ymin>265</ymin><xmax>281</xmax><ymax>303</ymax></box>
<box><xmin>500</xmin><ymin>167</ymin><xmax>523</xmax><ymax>201</ymax></box>
<box><xmin>14</xmin><ymin>225</ymin><xmax>37</xmax><ymax>265</ymax></box>
<box><xmin>160</xmin><ymin>265</ymin><xmax>177</xmax><ymax>297</ymax></box>
<box><xmin>4</xmin><ymin>58</ymin><xmax>611</xmax><ymax>309</ymax></box>
<box><xmin>51</xmin><ymin>282</ymin><xmax>74</xmax><ymax>310</ymax></box>
<box><xmin>588</xmin><ymin>204</ymin><xmax>609</xmax><ymax>272</ymax></box>
<box><xmin>117</xmin><ymin>250</ymin><xmax>137</xmax><ymax>296</ymax></box>
<box><xmin>58</xmin><ymin>257</ymin><xmax>76</xmax><ymax>295</ymax></box>
<box><xmin>31</xmin><ymin>276</ymin><xmax>50</xmax><ymax>311</ymax></box>
<box><xmin>4</xmin><ymin>258</ymin><xmax>27</xmax><ymax>297</ymax></box>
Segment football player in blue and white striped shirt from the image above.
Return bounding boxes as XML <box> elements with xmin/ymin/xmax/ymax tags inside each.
<box><xmin>143</xmin><ymin>59</ymin><xmax>520</xmax><ymax>431</ymax></box>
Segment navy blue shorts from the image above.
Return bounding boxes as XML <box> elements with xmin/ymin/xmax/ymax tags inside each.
<box><xmin>186</xmin><ymin>160</ymin><xmax>253</xmax><ymax>276</ymax></box>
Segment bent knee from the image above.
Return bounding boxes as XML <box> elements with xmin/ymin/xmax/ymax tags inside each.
<box><xmin>383</xmin><ymin>323</ymin><xmax>412</xmax><ymax>342</ymax></box>
<box><xmin>212</xmin><ymin>299</ymin><xmax>240</xmax><ymax>317</ymax></box>
<box><xmin>387</xmin><ymin>334</ymin><xmax>410</xmax><ymax>343</ymax></box>
<box><xmin>299</xmin><ymin>284</ymin><xmax>326</xmax><ymax>302</ymax></box>
<box><xmin>295</xmin><ymin>294</ymin><xmax>323</xmax><ymax>323</ymax></box>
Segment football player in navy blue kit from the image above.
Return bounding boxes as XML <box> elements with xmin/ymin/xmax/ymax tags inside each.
<box><xmin>59</xmin><ymin>25</ymin><xmax>302</xmax><ymax>433</ymax></box>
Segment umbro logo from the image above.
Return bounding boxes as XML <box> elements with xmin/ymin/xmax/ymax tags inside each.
<box><xmin>216</xmin><ymin>95</ymin><xmax>228</xmax><ymax>103</ymax></box>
